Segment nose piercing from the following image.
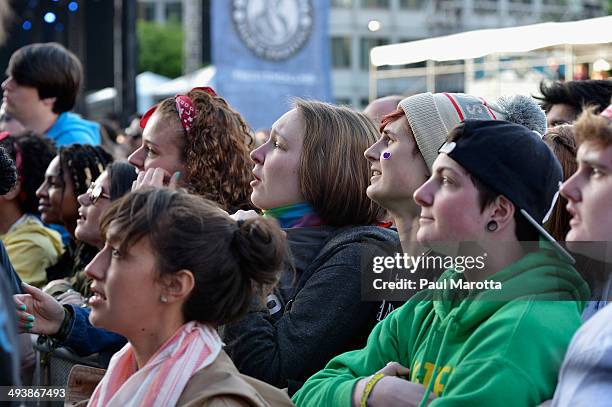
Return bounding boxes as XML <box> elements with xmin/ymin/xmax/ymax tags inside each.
<box><xmin>383</xmin><ymin>152</ymin><xmax>391</xmax><ymax>160</ymax></box>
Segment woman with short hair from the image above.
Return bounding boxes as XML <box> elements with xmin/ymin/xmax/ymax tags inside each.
<box><xmin>224</xmin><ymin>99</ymin><xmax>398</xmax><ymax>395</ymax></box>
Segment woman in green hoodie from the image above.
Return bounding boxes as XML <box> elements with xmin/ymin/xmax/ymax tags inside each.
<box><xmin>293</xmin><ymin>120</ymin><xmax>589</xmax><ymax>407</ymax></box>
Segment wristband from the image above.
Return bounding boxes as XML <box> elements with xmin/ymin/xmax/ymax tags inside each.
<box><xmin>360</xmin><ymin>373</ymin><xmax>385</xmax><ymax>407</ymax></box>
<box><xmin>53</xmin><ymin>305</ymin><xmax>73</xmax><ymax>342</ymax></box>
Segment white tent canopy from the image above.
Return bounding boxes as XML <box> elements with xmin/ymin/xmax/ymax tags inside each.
<box><xmin>137</xmin><ymin>71</ymin><xmax>172</xmax><ymax>113</ymax></box>
<box><xmin>152</xmin><ymin>66</ymin><xmax>216</xmax><ymax>99</ymax></box>
<box><xmin>85</xmin><ymin>71</ymin><xmax>172</xmax><ymax>114</ymax></box>
<box><xmin>371</xmin><ymin>15</ymin><xmax>612</xmax><ymax>67</ymax></box>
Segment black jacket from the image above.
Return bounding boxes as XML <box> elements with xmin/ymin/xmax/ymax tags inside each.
<box><xmin>223</xmin><ymin>225</ymin><xmax>399</xmax><ymax>395</ymax></box>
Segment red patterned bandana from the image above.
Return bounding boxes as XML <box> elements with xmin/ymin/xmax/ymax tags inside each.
<box><xmin>140</xmin><ymin>86</ymin><xmax>218</xmax><ymax>132</ymax></box>
<box><xmin>175</xmin><ymin>95</ymin><xmax>196</xmax><ymax>133</ymax></box>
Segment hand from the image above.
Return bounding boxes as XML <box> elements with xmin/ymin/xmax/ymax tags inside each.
<box><xmin>57</xmin><ymin>289</ymin><xmax>86</xmax><ymax>306</ymax></box>
<box><xmin>14</xmin><ymin>283</ymin><xmax>65</xmax><ymax>335</ymax></box>
<box><xmin>132</xmin><ymin>167</ymin><xmax>181</xmax><ymax>191</ymax></box>
<box><xmin>230</xmin><ymin>210</ymin><xmax>261</xmax><ymax>222</ymax></box>
<box><xmin>376</xmin><ymin>361</ymin><xmax>411</xmax><ymax>378</ymax></box>
<box><xmin>353</xmin><ymin>362</ymin><xmax>435</xmax><ymax>407</ymax></box>
<box><xmin>371</xmin><ymin>376</ymin><xmax>434</xmax><ymax>407</ymax></box>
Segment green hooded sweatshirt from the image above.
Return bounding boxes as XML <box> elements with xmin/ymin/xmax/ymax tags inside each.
<box><xmin>293</xmin><ymin>248</ymin><xmax>589</xmax><ymax>407</ymax></box>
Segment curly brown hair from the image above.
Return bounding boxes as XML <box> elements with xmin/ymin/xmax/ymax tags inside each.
<box><xmin>156</xmin><ymin>89</ymin><xmax>253</xmax><ymax>212</ymax></box>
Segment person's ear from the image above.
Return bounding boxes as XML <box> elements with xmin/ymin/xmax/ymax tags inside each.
<box><xmin>160</xmin><ymin>270</ymin><xmax>195</xmax><ymax>303</ymax></box>
<box><xmin>1</xmin><ymin>180</ymin><xmax>21</xmax><ymax>201</ymax></box>
<box><xmin>486</xmin><ymin>195</ymin><xmax>515</xmax><ymax>232</ymax></box>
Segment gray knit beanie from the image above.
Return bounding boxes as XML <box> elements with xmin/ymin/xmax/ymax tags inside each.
<box><xmin>398</xmin><ymin>92</ymin><xmax>546</xmax><ymax>170</ymax></box>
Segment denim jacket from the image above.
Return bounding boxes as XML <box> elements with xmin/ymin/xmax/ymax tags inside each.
<box><xmin>61</xmin><ymin>305</ymin><xmax>125</xmax><ymax>358</ymax></box>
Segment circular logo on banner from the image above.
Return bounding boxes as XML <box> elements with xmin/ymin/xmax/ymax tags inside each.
<box><xmin>232</xmin><ymin>0</ymin><xmax>313</xmax><ymax>61</ymax></box>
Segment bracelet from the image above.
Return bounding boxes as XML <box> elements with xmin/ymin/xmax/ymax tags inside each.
<box><xmin>53</xmin><ymin>305</ymin><xmax>73</xmax><ymax>342</ymax></box>
<box><xmin>360</xmin><ymin>373</ymin><xmax>385</xmax><ymax>407</ymax></box>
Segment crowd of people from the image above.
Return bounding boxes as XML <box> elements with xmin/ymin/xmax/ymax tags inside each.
<box><xmin>0</xmin><ymin>40</ymin><xmax>611</xmax><ymax>407</ymax></box>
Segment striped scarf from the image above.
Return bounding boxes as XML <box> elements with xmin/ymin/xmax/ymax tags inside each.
<box><xmin>88</xmin><ymin>322</ymin><xmax>222</xmax><ymax>407</ymax></box>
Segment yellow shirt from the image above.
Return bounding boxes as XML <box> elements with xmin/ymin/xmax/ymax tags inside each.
<box><xmin>1</xmin><ymin>215</ymin><xmax>64</xmax><ymax>287</ymax></box>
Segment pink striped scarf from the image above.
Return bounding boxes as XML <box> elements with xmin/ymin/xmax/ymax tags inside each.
<box><xmin>88</xmin><ymin>322</ymin><xmax>222</xmax><ymax>407</ymax></box>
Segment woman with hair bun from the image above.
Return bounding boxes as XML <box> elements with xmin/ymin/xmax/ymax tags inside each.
<box><xmin>14</xmin><ymin>87</ymin><xmax>256</xmax><ymax>358</ymax></box>
<box><xmin>17</xmin><ymin>188</ymin><xmax>294</xmax><ymax>406</ymax></box>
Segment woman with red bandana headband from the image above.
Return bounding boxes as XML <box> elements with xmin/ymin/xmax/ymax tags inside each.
<box><xmin>11</xmin><ymin>88</ymin><xmax>256</xmax><ymax>361</ymax></box>
<box><xmin>128</xmin><ymin>87</ymin><xmax>253</xmax><ymax>212</ymax></box>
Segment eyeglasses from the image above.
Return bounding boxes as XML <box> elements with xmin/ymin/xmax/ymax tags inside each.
<box><xmin>87</xmin><ymin>183</ymin><xmax>111</xmax><ymax>205</ymax></box>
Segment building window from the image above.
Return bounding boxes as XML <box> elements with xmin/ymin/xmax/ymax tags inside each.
<box><xmin>399</xmin><ymin>0</ymin><xmax>425</xmax><ymax>9</ymax></box>
<box><xmin>361</xmin><ymin>0</ymin><xmax>390</xmax><ymax>8</ymax></box>
<box><xmin>360</xmin><ymin>37</ymin><xmax>389</xmax><ymax>70</ymax></box>
<box><xmin>137</xmin><ymin>3</ymin><xmax>156</xmax><ymax>21</ymax></box>
<box><xmin>166</xmin><ymin>2</ymin><xmax>182</xmax><ymax>23</ymax></box>
<box><xmin>332</xmin><ymin>0</ymin><xmax>353</xmax><ymax>7</ymax></box>
<box><xmin>331</xmin><ymin>36</ymin><xmax>352</xmax><ymax>68</ymax></box>
<box><xmin>473</xmin><ymin>0</ymin><xmax>499</xmax><ymax>14</ymax></box>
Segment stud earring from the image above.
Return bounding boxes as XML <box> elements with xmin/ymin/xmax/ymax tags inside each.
<box><xmin>486</xmin><ymin>221</ymin><xmax>498</xmax><ymax>232</ymax></box>
<box><xmin>160</xmin><ymin>295</ymin><xmax>168</xmax><ymax>303</ymax></box>
<box><xmin>382</xmin><ymin>152</ymin><xmax>391</xmax><ymax>160</ymax></box>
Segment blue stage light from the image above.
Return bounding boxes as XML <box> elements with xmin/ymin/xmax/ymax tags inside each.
<box><xmin>22</xmin><ymin>20</ymin><xmax>32</xmax><ymax>30</ymax></box>
<box><xmin>68</xmin><ymin>2</ymin><xmax>78</xmax><ymax>12</ymax></box>
<box><xmin>44</xmin><ymin>12</ymin><xmax>57</xmax><ymax>24</ymax></box>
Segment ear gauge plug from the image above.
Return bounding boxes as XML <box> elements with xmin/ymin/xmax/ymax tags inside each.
<box><xmin>383</xmin><ymin>152</ymin><xmax>391</xmax><ymax>160</ymax></box>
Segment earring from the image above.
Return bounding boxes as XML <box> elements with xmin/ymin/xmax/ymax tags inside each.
<box><xmin>486</xmin><ymin>221</ymin><xmax>498</xmax><ymax>232</ymax></box>
<box><xmin>382</xmin><ymin>152</ymin><xmax>391</xmax><ymax>160</ymax></box>
<box><xmin>160</xmin><ymin>295</ymin><xmax>168</xmax><ymax>303</ymax></box>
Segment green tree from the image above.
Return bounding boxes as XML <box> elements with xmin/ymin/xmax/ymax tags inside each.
<box><xmin>137</xmin><ymin>20</ymin><xmax>183</xmax><ymax>78</ymax></box>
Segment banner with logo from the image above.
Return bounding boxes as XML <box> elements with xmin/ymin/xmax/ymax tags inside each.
<box><xmin>212</xmin><ymin>0</ymin><xmax>332</xmax><ymax>131</ymax></box>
